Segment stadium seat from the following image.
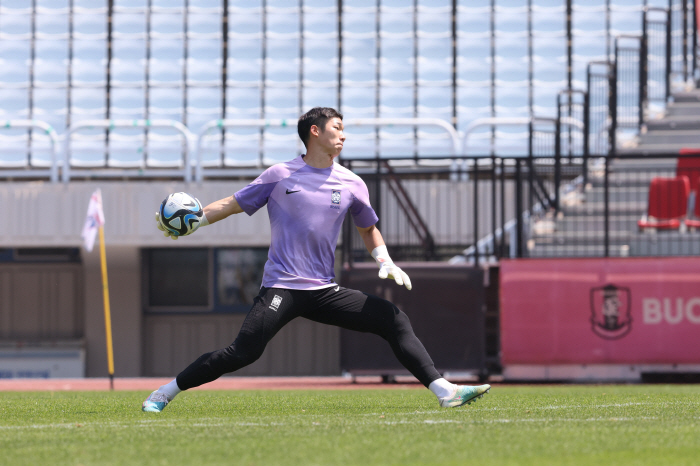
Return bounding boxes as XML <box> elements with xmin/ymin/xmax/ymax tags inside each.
<box><xmin>638</xmin><ymin>176</ymin><xmax>691</xmax><ymax>231</ymax></box>
<box><xmin>226</xmin><ymin>86</ymin><xmax>262</xmax><ymax>118</ymax></box>
<box><xmin>149</xmin><ymin>87</ymin><xmax>184</xmax><ymax>121</ymax></box>
<box><xmin>676</xmin><ymin>153</ymin><xmax>700</xmax><ymax>192</ymax></box>
<box><xmin>302</xmin><ymin>86</ymin><xmax>338</xmax><ymax>111</ymax></box>
<box><xmin>228</xmin><ymin>11</ymin><xmax>262</xmax><ymax>39</ymax></box>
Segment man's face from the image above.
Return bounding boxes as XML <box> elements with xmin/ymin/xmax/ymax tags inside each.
<box><xmin>313</xmin><ymin>117</ymin><xmax>345</xmax><ymax>158</ymax></box>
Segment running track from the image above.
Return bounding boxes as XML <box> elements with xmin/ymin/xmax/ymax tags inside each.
<box><xmin>0</xmin><ymin>376</ymin><xmax>427</xmax><ymax>392</ymax></box>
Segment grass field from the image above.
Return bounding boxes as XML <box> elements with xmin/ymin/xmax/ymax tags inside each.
<box><xmin>1</xmin><ymin>385</ymin><xmax>699</xmax><ymax>466</ymax></box>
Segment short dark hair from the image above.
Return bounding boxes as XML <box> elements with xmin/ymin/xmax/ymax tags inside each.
<box><xmin>297</xmin><ymin>107</ymin><xmax>343</xmax><ymax>148</ymax></box>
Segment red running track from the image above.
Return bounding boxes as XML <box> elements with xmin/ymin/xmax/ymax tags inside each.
<box><xmin>0</xmin><ymin>376</ymin><xmax>426</xmax><ymax>392</ymax></box>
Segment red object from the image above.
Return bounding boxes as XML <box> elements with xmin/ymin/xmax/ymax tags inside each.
<box><xmin>500</xmin><ymin>258</ymin><xmax>700</xmax><ymax>365</ymax></box>
<box><xmin>676</xmin><ymin>155</ymin><xmax>700</xmax><ymax>191</ymax></box>
<box><xmin>637</xmin><ymin>176</ymin><xmax>690</xmax><ymax>230</ymax></box>
<box><xmin>684</xmin><ymin>179</ymin><xmax>700</xmax><ymax>228</ymax></box>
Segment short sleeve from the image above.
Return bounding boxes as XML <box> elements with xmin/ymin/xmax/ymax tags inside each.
<box><xmin>234</xmin><ymin>180</ymin><xmax>277</xmax><ymax>216</ymax></box>
<box><xmin>348</xmin><ymin>179</ymin><xmax>379</xmax><ymax>228</ymax></box>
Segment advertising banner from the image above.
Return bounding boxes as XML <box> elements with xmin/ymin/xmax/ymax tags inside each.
<box><xmin>501</xmin><ymin>258</ymin><xmax>700</xmax><ymax>365</ymax></box>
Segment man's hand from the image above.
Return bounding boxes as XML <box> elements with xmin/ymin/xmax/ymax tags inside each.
<box><xmin>155</xmin><ymin>212</ymin><xmax>179</xmax><ymax>240</ymax></box>
<box><xmin>372</xmin><ymin>245</ymin><xmax>412</xmax><ymax>291</ymax></box>
<box><xmin>377</xmin><ymin>260</ymin><xmax>412</xmax><ymax>290</ymax></box>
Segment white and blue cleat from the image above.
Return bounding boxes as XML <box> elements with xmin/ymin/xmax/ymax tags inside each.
<box><xmin>439</xmin><ymin>384</ymin><xmax>491</xmax><ymax>408</ymax></box>
<box><xmin>142</xmin><ymin>390</ymin><xmax>171</xmax><ymax>413</ymax></box>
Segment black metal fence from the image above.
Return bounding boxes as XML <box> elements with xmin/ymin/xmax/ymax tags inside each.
<box><xmin>340</xmin><ymin>154</ymin><xmax>700</xmax><ymax>263</ymax></box>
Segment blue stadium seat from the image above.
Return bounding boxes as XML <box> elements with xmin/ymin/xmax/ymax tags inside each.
<box><xmin>107</xmin><ymin>131</ymin><xmax>148</xmax><ymax>168</ymax></box>
<box><xmin>302</xmin><ymin>86</ymin><xmax>338</xmax><ymax>111</ymax></box>
<box><xmin>303</xmin><ymin>57</ymin><xmax>336</xmax><ymax>86</ymax></box>
<box><xmin>342</xmin><ymin>9</ymin><xmax>376</xmax><ymax>36</ymax></box>
<box><xmin>267</xmin><ymin>10</ymin><xmax>300</xmax><ymax>38</ymax></box>
<box><xmin>145</xmin><ymin>127</ymin><xmax>187</xmax><ymax>168</ymax></box>
<box><xmin>494</xmin><ymin>86</ymin><xmax>529</xmax><ymax>118</ymax></box>
<box><xmin>71</xmin><ymin>88</ymin><xmax>106</xmax><ymax>121</ymax></box>
<box><xmin>263</xmin><ymin>128</ymin><xmax>301</xmax><ymax>165</ymax></box>
<box><xmin>303</xmin><ymin>10</ymin><xmax>337</xmax><ymax>38</ymax></box>
<box><xmin>379</xmin><ymin>86</ymin><xmax>413</xmax><ymax>118</ymax></box>
<box><xmin>266</xmin><ymin>57</ymin><xmax>301</xmax><ymax>86</ymax></box>
<box><xmin>32</xmin><ymin>87</ymin><xmax>67</xmax><ymax>133</ymax></box>
<box><xmin>340</xmin><ymin>127</ymin><xmax>375</xmax><ymax>159</ymax></box>
<box><xmin>610</xmin><ymin>3</ymin><xmax>643</xmax><ymax>35</ymax></box>
<box><xmin>228</xmin><ymin>10</ymin><xmax>262</xmax><ymax>39</ymax></box>
<box><xmin>457</xmin><ymin>56</ymin><xmax>491</xmax><ymax>86</ymax></box>
<box><xmin>417</xmin><ymin>85</ymin><xmax>451</xmax><ymax>121</ymax></box>
<box><xmin>151</xmin><ymin>12</ymin><xmax>184</xmax><ymax>37</ymax></box>
<box><xmin>263</xmin><ymin>86</ymin><xmax>299</xmax><ymax>119</ymax></box>
<box><xmin>228</xmin><ymin>58</ymin><xmax>262</xmax><ymax>87</ymax></box>
<box><xmin>494</xmin><ymin>5</ymin><xmax>528</xmax><ymax>37</ymax></box>
<box><xmin>340</xmin><ymin>86</ymin><xmax>376</xmax><ymax>119</ymax></box>
<box><xmin>226</xmin><ymin>86</ymin><xmax>262</xmax><ymax>118</ymax></box>
<box><xmin>417</xmin><ymin>5</ymin><xmax>451</xmax><ymax>36</ymax></box>
<box><xmin>378</xmin><ymin>128</ymin><xmax>415</xmax><ymax>159</ymax></box>
<box><xmin>531</xmin><ymin>5</ymin><xmax>565</xmax><ymax>37</ymax></box>
<box><xmin>223</xmin><ymin>129</ymin><xmax>262</xmax><ymax>167</ymax></box>
<box><xmin>149</xmin><ymin>87</ymin><xmax>184</xmax><ymax>121</ymax></box>
<box><xmin>110</xmin><ymin>87</ymin><xmax>146</xmax><ymax>119</ymax></box>
<box><xmin>380</xmin><ymin>8</ymin><xmax>412</xmax><ymax>37</ymax></box>
<box><xmin>0</xmin><ymin>131</ymin><xmax>31</xmax><ymax>168</ymax></box>
<box><xmin>187</xmin><ymin>86</ymin><xmax>222</xmax><ymax>132</ymax></box>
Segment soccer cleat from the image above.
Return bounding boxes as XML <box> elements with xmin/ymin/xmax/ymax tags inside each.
<box><xmin>142</xmin><ymin>390</ymin><xmax>171</xmax><ymax>413</ymax></box>
<box><xmin>439</xmin><ymin>384</ymin><xmax>491</xmax><ymax>408</ymax></box>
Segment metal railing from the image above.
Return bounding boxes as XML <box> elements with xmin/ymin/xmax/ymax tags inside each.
<box><xmin>0</xmin><ymin>120</ymin><xmax>59</xmax><ymax>182</ymax></box>
<box><xmin>194</xmin><ymin>117</ymin><xmax>461</xmax><ymax>183</ymax></box>
<box><xmin>61</xmin><ymin>119</ymin><xmax>195</xmax><ymax>183</ymax></box>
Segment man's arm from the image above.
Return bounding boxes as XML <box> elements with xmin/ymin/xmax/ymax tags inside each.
<box><xmin>203</xmin><ymin>194</ymin><xmax>244</xmax><ymax>224</ymax></box>
<box><xmin>356</xmin><ymin>224</ymin><xmax>412</xmax><ymax>290</ymax></box>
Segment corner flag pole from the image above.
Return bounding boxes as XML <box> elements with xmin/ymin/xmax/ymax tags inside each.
<box><xmin>98</xmin><ymin>225</ymin><xmax>115</xmax><ymax>390</ymax></box>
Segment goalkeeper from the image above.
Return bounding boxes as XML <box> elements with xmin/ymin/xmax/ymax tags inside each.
<box><xmin>142</xmin><ymin>107</ymin><xmax>490</xmax><ymax>412</ymax></box>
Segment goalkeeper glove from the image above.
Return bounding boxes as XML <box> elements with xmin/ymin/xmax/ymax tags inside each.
<box><xmin>371</xmin><ymin>245</ymin><xmax>412</xmax><ymax>290</ymax></box>
<box><xmin>155</xmin><ymin>211</ymin><xmax>209</xmax><ymax>240</ymax></box>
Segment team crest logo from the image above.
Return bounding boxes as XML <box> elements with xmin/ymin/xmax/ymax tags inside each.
<box><xmin>590</xmin><ymin>283</ymin><xmax>632</xmax><ymax>340</ymax></box>
<box><xmin>269</xmin><ymin>295</ymin><xmax>283</xmax><ymax>312</ymax></box>
<box><xmin>331</xmin><ymin>190</ymin><xmax>341</xmax><ymax>205</ymax></box>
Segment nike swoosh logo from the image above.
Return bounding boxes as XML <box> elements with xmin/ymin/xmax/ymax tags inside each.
<box><xmin>184</xmin><ymin>200</ymin><xmax>196</xmax><ymax>207</ymax></box>
<box><xmin>286</xmin><ymin>189</ymin><xmax>301</xmax><ymax>194</ymax></box>
<box><xmin>334</xmin><ymin>286</ymin><xmax>340</xmax><ymax>292</ymax></box>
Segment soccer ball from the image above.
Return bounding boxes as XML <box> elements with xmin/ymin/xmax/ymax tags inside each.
<box><xmin>159</xmin><ymin>192</ymin><xmax>204</xmax><ymax>237</ymax></box>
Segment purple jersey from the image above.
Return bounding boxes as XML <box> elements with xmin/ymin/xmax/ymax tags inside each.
<box><xmin>234</xmin><ymin>155</ymin><xmax>378</xmax><ymax>290</ymax></box>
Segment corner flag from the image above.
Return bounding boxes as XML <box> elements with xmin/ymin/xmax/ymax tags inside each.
<box><xmin>81</xmin><ymin>189</ymin><xmax>105</xmax><ymax>252</ymax></box>
<box><xmin>81</xmin><ymin>188</ymin><xmax>115</xmax><ymax>389</ymax></box>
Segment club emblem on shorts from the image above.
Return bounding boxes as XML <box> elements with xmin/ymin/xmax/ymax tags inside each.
<box><xmin>269</xmin><ymin>295</ymin><xmax>283</xmax><ymax>312</ymax></box>
<box><xmin>331</xmin><ymin>190</ymin><xmax>341</xmax><ymax>205</ymax></box>
<box><xmin>590</xmin><ymin>283</ymin><xmax>632</xmax><ymax>340</ymax></box>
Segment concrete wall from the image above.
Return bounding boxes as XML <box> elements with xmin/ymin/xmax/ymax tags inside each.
<box><xmin>82</xmin><ymin>246</ymin><xmax>142</xmax><ymax>377</ymax></box>
<box><xmin>0</xmin><ymin>180</ymin><xmax>272</xmax><ymax>247</ymax></box>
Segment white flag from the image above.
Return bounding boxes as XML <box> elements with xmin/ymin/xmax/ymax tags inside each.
<box><xmin>81</xmin><ymin>188</ymin><xmax>105</xmax><ymax>252</ymax></box>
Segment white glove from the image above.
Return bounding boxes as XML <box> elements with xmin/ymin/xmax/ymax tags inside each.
<box><xmin>155</xmin><ymin>212</ymin><xmax>179</xmax><ymax>240</ymax></box>
<box><xmin>371</xmin><ymin>245</ymin><xmax>412</xmax><ymax>290</ymax></box>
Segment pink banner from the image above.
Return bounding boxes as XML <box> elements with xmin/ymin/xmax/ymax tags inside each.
<box><xmin>500</xmin><ymin>258</ymin><xmax>700</xmax><ymax>365</ymax></box>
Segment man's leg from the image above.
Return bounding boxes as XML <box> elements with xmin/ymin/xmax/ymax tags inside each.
<box><xmin>143</xmin><ymin>288</ymin><xmax>303</xmax><ymax>412</ymax></box>
<box><xmin>304</xmin><ymin>286</ymin><xmax>489</xmax><ymax>407</ymax></box>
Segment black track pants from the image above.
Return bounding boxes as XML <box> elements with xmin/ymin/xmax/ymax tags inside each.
<box><xmin>176</xmin><ymin>286</ymin><xmax>441</xmax><ymax>389</ymax></box>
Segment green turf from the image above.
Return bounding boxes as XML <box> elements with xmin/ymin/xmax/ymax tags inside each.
<box><xmin>1</xmin><ymin>385</ymin><xmax>699</xmax><ymax>466</ymax></box>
